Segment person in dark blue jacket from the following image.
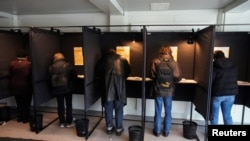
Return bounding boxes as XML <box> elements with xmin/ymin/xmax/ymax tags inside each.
<box><xmin>211</xmin><ymin>50</ymin><xmax>238</xmax><ymax>125</ymax></box>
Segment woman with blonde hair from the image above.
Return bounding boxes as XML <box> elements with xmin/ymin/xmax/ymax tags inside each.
<box><xmin>150</xmin><ymin>45</ymin><xmax>181</xmax><ymax>137</ymax></box>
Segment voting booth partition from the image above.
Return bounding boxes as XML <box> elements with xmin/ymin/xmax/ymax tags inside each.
<box><xmin>0</xmin><ymin>25</ymin><xmax>250</xmax><ymax>141</ymax></box>
<box><xmin>28</xmin><ymin>27</ymin><xmax>103</xmax><ymax>138</ymax></box>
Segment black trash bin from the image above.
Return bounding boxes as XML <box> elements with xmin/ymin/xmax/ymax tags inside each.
<box><xmin>128</xmin><ymin>125</ymin><xmax>142</xmax><ymax>141</ymax></box>
<box><xmin>0</xmin><ymin>106</ymin><xmax>10</xmax><ymax>121</ymax></box>
<box><xmin>75</xmin><ymin>118</ymin><xmax>89</xmax><ymax>137</ymax></box>
<box><xmin>183</xmin><ymin>120</ymin><xmax>198</xmax><ymax>140</ymax></box>
<box><xmin>29</xmin><ymin>114</ymin><xmax>43</xmax><ymax>132</ymax></box>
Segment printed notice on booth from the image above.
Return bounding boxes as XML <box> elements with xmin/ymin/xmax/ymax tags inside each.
<box><xmin>73</xmin><ymin>47</ymin><xmax>84</xmax><ymax>66</ymax></box>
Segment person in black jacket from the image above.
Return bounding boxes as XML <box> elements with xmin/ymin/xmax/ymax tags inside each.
<box><xmin>211</xmin><ymin>50</ymin><xmax>238</xmax><ymax>125</ymax></box>
<box><xmin>9</xmin><ymin>50</ymin><xmax>32</xmax><ymax>123</ymax></box>
<box><xmin>95</xmin><ymin>49</ymin><xmax>131</xmax><ymax>136</ymax></box>
<box><xmin>48</xmin><ymin>52</ymin><xmax>77</xmax><ymax>128</ymax></box>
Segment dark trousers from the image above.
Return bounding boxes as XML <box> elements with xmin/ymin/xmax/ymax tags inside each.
<box><xmin>15</xmin><ymin>94</ymin><xmax>32</xmax><ymax>122</ymax></box>
<box><xmin>56</xmin><ymin>93</ymin><xmax>73</xmax><ymax>124</ymax></box>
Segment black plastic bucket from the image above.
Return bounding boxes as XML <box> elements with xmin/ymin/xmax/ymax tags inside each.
<box><xmin>128</xmin><ymin>125</ymin><xmax>142</xmax><ymax>141</ymax></box>
<box><xmin>75</xmin><ymin>118</ymin><xmax>89</xmax><ymax>137</ymax></box>
<box><xmin>29</xmin><ymin>114</ymin><xmax>43</xmax><ymax>132</ymax></box>
<box><xmin>0</xmin><ymin>106</ymin><xmax>10</xmax><ymax>121</ymax></box>
<box><xmin>183</xmin><ymin>120</ymin><xmax>197</xmax><ymax>139</ymax></box>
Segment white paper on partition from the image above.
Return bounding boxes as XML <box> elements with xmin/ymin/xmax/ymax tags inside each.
<box><xmin>116</xmin><ymin>46</ymin><xmax>130</xmax><ymax>64</ymax></box>
<box><xmin>214</xmin><ymin>47</ymin><xmax>230</xmax><ymax>58</ymax></box>
<box><xmin>170</xmin><ymin>46</ymin><xmax>178</xmax><ymax>61</ymax></box>
<box><xmin>73</xmin><ymin>47</ymin><xmax>84</xmax><ymax>65</ymax></box>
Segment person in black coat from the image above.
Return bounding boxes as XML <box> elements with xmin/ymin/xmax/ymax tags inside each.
<box><xmin>211</xmin><ymin>50</ymin><xmax>238</xmax><ymax>125</ymax></box>
<box><xmin>95</xmin><ymin>49</ymin><xmax>131</xmax><ymax>136</ymax></box>
<box><xmin>48</xmin><ymin>52</ymin><xmax>77</xmax><ymax>128</ymax></box>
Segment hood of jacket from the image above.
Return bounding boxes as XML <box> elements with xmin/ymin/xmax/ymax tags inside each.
<box><xmin>214</xmin><ymin>58</ymin><xmax>234</xmax><ymax>69</ymax></box>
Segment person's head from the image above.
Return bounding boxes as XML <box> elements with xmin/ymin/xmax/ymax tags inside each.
<box><xmin>159</xmin><ymin>45</ymin><xmax>173</xmax><ymax>58</ymax></box>
<box><xmin>214</xmin><ymin>50</ymin><xmax>225</xmax><ymax>60</ymax></box>
<box><xmin>16</xmin><ymin>50</ymin><xmax>28</xmax><ymax>60</ymax></box>
<box><xmin>53</xmin><ymin>52</ymin><xmax>65</xmax><ymax>62</ymax></box>
<box><xmin>16</xmin><ymin>50</ymin><xmax>28</xmax><ymax>59</ymax></box>
<box><xmin>106</xmin><ymin>48</ymin><xmax>116</xmax><ymax>54</ymax></box>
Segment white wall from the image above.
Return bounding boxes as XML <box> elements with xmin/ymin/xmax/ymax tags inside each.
<box><xmin>223</xmin><ymin>11</ymin><xmax>250</xmax><ymax>31</ymax></box>
<box><xmin>16</xmin><ymin>13</ymin><xmax>108</xmax><ymax>32</ymax></box>
<box><xmin>1</xmin><ymin>10</ymin><xmax>250</xmax><ymax>124</ymax></box>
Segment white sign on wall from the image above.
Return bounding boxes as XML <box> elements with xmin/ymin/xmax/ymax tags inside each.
<box><xmin>214</xmin><ymin>47</ymin><xmax>230</xmax><ymax>58</ymax></box>
<box><xmin>170</xmin><ymin>46</ymin><xmax>178</xmax><ymax>61</ymax></box>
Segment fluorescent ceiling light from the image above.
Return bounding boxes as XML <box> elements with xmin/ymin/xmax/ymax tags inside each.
<box><xmin>151</xmin><ymin>3</ymin><xmax>169</xmax><ymax>11</ymax></box>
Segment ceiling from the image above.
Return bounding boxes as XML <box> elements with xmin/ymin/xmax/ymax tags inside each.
<box><xmin>0</xmin><ymin>0</ymin><xmax>250</xmax><ymax>16</ymax></box>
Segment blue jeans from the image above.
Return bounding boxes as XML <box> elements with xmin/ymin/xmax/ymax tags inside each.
<box><xmin>211</xmin><ymin>95</ymin><xmax>235</xmax><ymax>125</ymax></box>
<box><xmin>154</xmin><ymin>96</ymin><xmax>172</xmax><ymax>133</ymax></box>
<box><xmin>104</xmin><ymin>101</ymin><xmax>124</xmax><ymax>130</ymax></box>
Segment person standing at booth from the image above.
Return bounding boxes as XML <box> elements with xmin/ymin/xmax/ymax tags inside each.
<box><xmin>48</xmin><ymin>52</ymin><xmax>77</xmax><ymax>128</ymax></box>
<box><xmin>95</xmin><ymin>49</ymin><xmax>131</xmax><ymax>136</ymax></box>
<box><xmin>150</xmin><ymin>46</ymin><xmax>181</xmax><ymax>137</ymax></box>
<box><xmin>210</xmin><ymin>50</ymin><xmax>238</xmax><ymax>125</ymax></box>
<box><xmin>9</xmin><ymin>50</ymin><xmax>32</xmax><ymax>123</ymax></box>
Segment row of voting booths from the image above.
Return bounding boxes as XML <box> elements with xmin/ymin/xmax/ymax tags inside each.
<box><xmin>0</xmin><ymin>25</ymin><xmax>250</xmax><ymax>141</ymax></box>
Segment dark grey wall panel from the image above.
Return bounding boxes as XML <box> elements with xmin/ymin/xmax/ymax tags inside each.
<box><xmin>0</xmin><ymin>30</ymin><xmax>24</xmax><ymax>99</ymax></box>
<box><xmin>193</xmin><ymin>26</ymin><xmax>215</xmax><ymax>119</ymax></box>
<box><xmin>83</xmin><ymin>27</ymin><xmax>101</xmax><ymax>110</ymax></box>
<box><xmin>30</xmin><ymin>28</ymin><xmax>60</xmax><ymax>106</ymax></box>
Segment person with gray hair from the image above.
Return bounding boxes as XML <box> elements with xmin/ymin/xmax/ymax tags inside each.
<box><xmin>48</xmin><ymin>52</ymin><xmax>77</xmax><ymax>128</ymax></box>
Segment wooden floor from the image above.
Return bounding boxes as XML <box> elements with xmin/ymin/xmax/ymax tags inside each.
<box><xmin>0</xmin><ymin>110</ymin><xmax>206</xmax><ymax>141</ymax></box>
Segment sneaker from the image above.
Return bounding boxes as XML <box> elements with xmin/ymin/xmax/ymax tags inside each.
<box><xmin>0</xmin><ymin>121</ymin><xmax>6</xmax><ymax>126</ymax></box>
<box><xmin>106</xmin><ymin>127</ymin><xmax>114</xmax><ymax>134</ymax></box>
<box><xmin>60</xmin><ymin>123</ymin><xmax>65</xmax><ymax>128</ymax></box>
<box><xmin>116</xmin><ymin>128</ymin><xmax>124</xmax><ymax>136</ymax></box>
<box><xmin>66</xmin><ymin>123</ymin><xmax>75</xmax><ymax>128</ymax></box>
<box><xmin>163</xmin><ymin>131</ymin><xmax>169</xmax><ymax>137</ymax></box>
<box><xmin>153</xmin><ymin>130</ymin><xmax>160</xmax><ymax>137</ymax></box>
<box><xmin>17</xmin><ymin>118</ymin><xmax>22</xmax><ymax>122</ymax></box>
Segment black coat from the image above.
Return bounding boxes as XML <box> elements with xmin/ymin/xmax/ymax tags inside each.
<box><xmin>48</xmin><ymin>59</ymin><xmax>77</xmax><ymax>95</ymax></box>
<box><xmin>212</xmin><ymin>58</ymin><xmax>238</xmax><ymax>96</ymax></box>
<box><xmin>95</xmin><ymin>52</ymin><xmax>131</xmax><ymax>106</ymax></box>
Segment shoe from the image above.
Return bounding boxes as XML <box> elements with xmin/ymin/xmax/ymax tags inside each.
<box><xmin>116</xmin><ymin>128</ymin><xmax>124</xmax><ymax>136</ymax></box>
<box><xmin>0</xmin><ymin>121</ymin><xmax>6</xmax><ymax>126</ymax></box>
<box><xmin>60</xmin><ymin>123</ymin><xmax>65</xmax><ymax>128</ymax></box>
<box><xmin>17</xmin><ymin>118</ymin><xmax>22</xmax><ymax>122</ymax></box>
<box><xmin>66</xmin><ymin>123</ymin><xmax>75</xmax><ymax>128</ymax></box>
<box><xmin>163</xmin><ymin>131</ymin><xmax>169</xmax><ymax>137</ymax></box>
<box><xmin>106</xmin><ymin>127</ymin><xmax>114</xmax><ymax>134</ymax></box>
<box><xmin>22</xmin><ymin>119</ymin><xmax>29</xmax><ymax>123</ymax></box>
<box><xmin>153</xmin><ymin>130</ymin><xmax>160</xmax><ymax>137</ymax></box>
